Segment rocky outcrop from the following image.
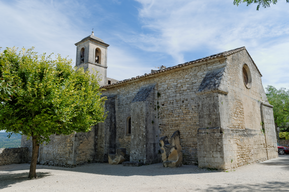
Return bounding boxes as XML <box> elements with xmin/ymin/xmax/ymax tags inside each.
<box><xmin>159</xmin><ymin>131</ymin><xmax>182</xmax><ymax>167</ymax></box>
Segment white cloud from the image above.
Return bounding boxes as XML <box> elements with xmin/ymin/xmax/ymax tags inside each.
<box><xmin>108</xmin><ymin>46</ymin><xmax>152</xmax><ymax>80</ymax></box>
<box><xmin>0</xmin><ymin>0</ymin><xmax>83</xmax><ymax>63</ymax></box>
<box><xmin>131</xmin><ymin>0</ymin><xmax>289</xmax><ymax>88</ymax></box>
<box><xmin>0</xmin><ymin>0</ymin><xmax>147</xmax><ymax>81</ymax></box>
<box><xmin>1</xmin><ymin>0</ymin><xmax>288</xmax><ymax>88</ymax></box>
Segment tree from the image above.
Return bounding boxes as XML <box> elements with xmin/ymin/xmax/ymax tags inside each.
<box><xmin>266</xmin><ymin>85</ymin><xmax>289</xmax><ymax>132</ymax></box>
<box><xmin>0</xmin><ymin>47</ymin><xmax>106</xmax><ymax>178</ymax></box>
<box><xmin>233</xmin><ymin>0</ymin><xmax>289</xmax><ymax>10</ymax></box>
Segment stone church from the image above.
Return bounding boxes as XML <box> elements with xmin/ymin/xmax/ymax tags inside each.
<box><xmin>22</xmin><ymin>32</ymin><xmax>278</xmax><ymax>170</ymax></box>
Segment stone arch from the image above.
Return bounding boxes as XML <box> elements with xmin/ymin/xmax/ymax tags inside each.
<box><xmin>95</xmin><ymin>48</ymin><xmax>101</xmax><ymax>64</ymax></box>
<box><xmin>80</xmin><ymin>47</ymin><xmax>85</xmax><ymax>64</ymax></box>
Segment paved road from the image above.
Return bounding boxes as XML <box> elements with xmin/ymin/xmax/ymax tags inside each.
<box><xmin>1</xmin><ymin>155</ymin><xmax>289</xmax><ymax>192</ymax></box>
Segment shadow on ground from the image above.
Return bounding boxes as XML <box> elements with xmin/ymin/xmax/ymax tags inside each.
<box><xmin>1</xmin><ymin>162</ymin><xmax>219</xmax><ymax>177</ymax></box>
<box><xmin>36</xmin><ymin>154</ymin><xmax>289</xmax><ymax>177</ymax></box>
<box><xmin>260</xmin><ymin>154</ymin><xmax>289</xmax><ymax>170</ymax></box>
<box><xmin>0</xmin><ymin>172</ymin><xmax>50</xmax><ymax>190</ymax></box>
<box><xmin>198</xmin><ymin>181</ymin><xmax>289</xmax><ymax>191</ymax></box>
<box><xmin>1</xmin><ymin>155</ymin><xmax>288</xmax><ymax>181</ymax></box>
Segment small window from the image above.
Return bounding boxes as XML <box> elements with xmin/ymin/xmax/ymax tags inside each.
<box><xmin>242</xmin><ymin>64</ymin><xmax>252</xmax><ymax>89</ymax></box>
<box><xmin>108</xmin><ymin>80</ymin><xmax>111</xmax><ymax>85</ymax></box>
<box><xmin>80</xmin><ymin>48</ymin><xmax>85</xmax><ymax>63</ymax></box>
<box><xmin>127</xmin><ymin>117</ymin><xmax>131</xmax><ymax>135</ymax></box>
<box><xmin>95</xmin><ymin>48</ymin><xmax>101</xmax><ymax>64</ymax></box>
<box><xmin>243</xmin><ymin>67</ymin><xmax>248</xmax><ymax>85</ymax></box>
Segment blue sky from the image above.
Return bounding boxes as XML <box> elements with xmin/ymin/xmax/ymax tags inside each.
<box><xmin>0</xmin><ymin>0</ymin><xmax>289</xmax><ymax>89</ymax></box>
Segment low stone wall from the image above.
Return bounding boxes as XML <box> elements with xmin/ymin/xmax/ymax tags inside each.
<box><xmin>278</xmin><ymin>140</ymin><xmax>289</xmax><ymax>147</ymax></box>
<box><xmin>0</xmin><ymin>147</ymin><xmax>28</xmax><ymax>166</ymax></box>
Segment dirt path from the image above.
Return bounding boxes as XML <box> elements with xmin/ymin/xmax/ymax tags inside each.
<box><xmin>1</xmin><ymin>155</ymin><xmax>289</xmax><ymax>192</ymax></box>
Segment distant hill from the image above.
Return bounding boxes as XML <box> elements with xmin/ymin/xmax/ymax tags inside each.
<box><xmin>0</xmin><ymin>132</ymin><xmax>22</xmax><ymax>148</ymax></box>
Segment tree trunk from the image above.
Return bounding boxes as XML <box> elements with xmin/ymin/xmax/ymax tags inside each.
<box><xmin>28</xmin><ymin>136</ymin><xmax>39</xmax><ymax>179</ymax></box>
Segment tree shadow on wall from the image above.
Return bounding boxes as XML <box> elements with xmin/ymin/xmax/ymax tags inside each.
<box><xmin>197</xmin><ymin>181</ymin><xmax>289</xmax><ymax>192</ymax></box>
<box><xmin>0</xmin><ymin>172</ymin><xmax>50</xmax><ymax>190</ymax></box>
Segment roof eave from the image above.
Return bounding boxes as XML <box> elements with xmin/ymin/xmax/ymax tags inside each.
<box><xmin>75</xmin><ymin>37</ymin><xmax>110</xmax><ymax>47</ymax></box>
<box><xmin>101</xmin><ymin>46</ymin><xmax>249</xmax><ymax>90</ymax></box>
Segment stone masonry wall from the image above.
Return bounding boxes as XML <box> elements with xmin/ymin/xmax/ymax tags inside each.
<box><xmin>103</xmin><ymin>59</ymin><xmax>227</xmax><ymax>165</ymax></box>
<box><xmin>74</xmin><ymin>129</ymin><xmax>96</xmax><ymax>164</ymax></box>
<box><xmin>38</xmin><ymin>134</ymin><xmax>75</xmax><ymax>166</ymax></box>
<box><xmin>95</xmin><ymin>95</ymin><xmax>117</xmax><ymax>162</ymax></box>
<box><xmin>278</xmin><ymin>140</ymin><xmax>289</xmax><ymax>147</ymax></box>
<box><xmin>0</xmin><ymin>148</ymin><xmax>28</xmax><ymax>166</ymax></box>
<box><xmin>145</xmin><ymin>86</ymin><xmax>160</xmax><ymax>164</ymax></box>
<box><xmin>129</xmin><ymin>85</ymin><xmax>159</xmax><ymax>164</ymax></box>
<box><xmin>21</xmin><ymin>136</ymin><xmax>32</xmax><ymax>159</ymax></box>
<box><xmin>197</xmin><ymin>127</ymin><xmax>224</xmax><ymax>169</ymax></box>
<box><xmin>262</xmin><ymin>104</ymin><xmax>278</xmax><ymax>159</ymax></box>
<box><xmin>197</xmin><ymin>92</ymin><xmax>223</xmax><ymax>169</ymax></box>
<box><xmin>130</xmin><ymin>101</ymin><xmax>146</xmax><ymax>162</ymax></box>
<box><xmin>22</xmin><ymin>131</ymin><xmax>96</xmax><ymax>166</ymax></box>
<box><xmin>220</xmin><ymin>50</ymin><xmax>278</xmax><ymax>170</ymax></box>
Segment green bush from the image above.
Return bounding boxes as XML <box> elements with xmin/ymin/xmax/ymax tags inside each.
<box><xmin>279</xmin><ymin>132</ymin><xmax>289</xmax><ymax>140</ymax></box>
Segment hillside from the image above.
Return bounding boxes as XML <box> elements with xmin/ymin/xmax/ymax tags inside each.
<box><xmin>0</xmin><ymin>132</ymin><xmax>22</xmax><ymax>148</ymax></box>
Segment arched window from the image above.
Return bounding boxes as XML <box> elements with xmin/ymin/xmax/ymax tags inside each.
<box><xmin>127</xmin><ymin>117</ymin><xmax>131</xmax><ymax>135</ymax></box>
<box><xmin>243</xmin><ymin>67</ymin><xmax>248</xmax><ymax>85</ymax></box>
<box><xmin>80</xmin><ymin>48</ymin><xmax>85</xmax><ymax>63</ymax></box>
<box><xmin>95</xmin><ymin>48</ymin><xmax>101</xmax><ymax>64</ymax></box>
<box><xmin>242</xmin><ymin>64</ymin><xmax>252</xmax><ymax>89</ymax></box>
<box><xmin>108</xmin><ymin>80</ymin><xmax>111</xmax><ymax>85</ymax></box>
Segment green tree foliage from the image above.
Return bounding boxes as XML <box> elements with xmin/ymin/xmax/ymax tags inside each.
<box><xmin>0</xmin><ymin>47</ymin><xmax>106</xmax><ymax>178</ymax></box>
<box><xmin>266</xmin><ymin>85</ymin><xmax>289</xmax><ymax>132</ymax></box>
<box><xmin>279</xmin><ymin>132</ymin><xmax>289</xmax><ymax>140</ymax></box>
<box><xmin>233</xmin><ymin>0</ymin><xmax>289</xmax><ymax>10</ymax></box>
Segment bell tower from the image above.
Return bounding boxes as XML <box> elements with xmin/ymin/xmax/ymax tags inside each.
<box><xmin>75</xmin><ymin>31</ymin><xmax>109</xmax><ymax>86</ymax></box>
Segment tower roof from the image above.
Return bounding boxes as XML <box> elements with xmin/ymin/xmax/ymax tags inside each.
<box><xmin>75</xmin><ymin>31</ymin><xmax>109</xmax><ymax>47</ymax></box>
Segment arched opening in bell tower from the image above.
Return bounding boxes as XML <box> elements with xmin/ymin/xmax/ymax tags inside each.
<box><xmin>95</xmin><ymin>48</ymin><xmax>101</xmax><ymax>64</ymax></box>
<box><xmin>80</xmin><ymin>48</ymin><xmax>85</xmax><ymax>64</ymax></box>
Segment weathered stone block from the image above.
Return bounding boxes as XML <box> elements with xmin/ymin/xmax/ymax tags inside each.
<box><xmin>159</xmin><ymin>130</ymin><xmax>182</xmax><ymax>168</ymax></box>
<box><xmin>108</xmin><ymin>148</ymin><xmax>127</xmax><ymax>165</ymax></box>
<box><xmin>108</xmin><ymin>154</ymin><xmax>125</xmax><ymax>165</ymax></box>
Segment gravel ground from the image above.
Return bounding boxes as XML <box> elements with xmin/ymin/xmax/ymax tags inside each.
<box><xmin>1</xmin><ymin>155</ymin><xmax>289</xmax><ymax>192</ymax></box>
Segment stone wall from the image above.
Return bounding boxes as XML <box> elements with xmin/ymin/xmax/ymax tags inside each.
<box><xmin>262</xmin><ymin>104</ymin><xmax>278</xmax><ymax>159</ymax></box>
<box><xmin>129</xmin><ymin>84</ymin><xmax>159</xmax><ymax>164</ymax></box>
<box><xmin>22</xmin><ymin>130</ymin><xmax>96</xmax><ymax>167</ymax></box>
<box><xmin>74</xmin><ymin>129</ymin><xmax>96</xmax><ymax>164</ymax></box>
<box><xmin>197</xmin><ymin>127</ymin><xmax>224</xmax><ymax>169</ymax></box>
<box><xmin>130</xmin><ymin>100</ymin><xmax>147</xmax><ymax>162</ymax></box>
<box><xmin>278</xmin><ymin>140</ymin><xmax>289</xmax><ymax>147</ymax></box>
<box><xmin>21</xmin><ymin>136</ymin><xmax>32</xmax><ymax>159</ymax></box>
<box><xmin>38</xmin><ymin>134</ymin><xmax>75</xmax><ymax>166</ymax></box>
<box><xmin>95</xmin><ymin>95</ymin><xmax>117</xmax><ymax>162</ymax></box>
<box><xmin>218</xmin><ymin>50</ymin><xmax>278</xmax><ymax>170</ymax></box>
<box><xmin>103</xmin><ymin>59</ymin><xmax>227</xmax><ymax>165</ymax></box>
<box><xmin>0</xmin><ymin>148</ymin><xmax>28</xmax><ymax>166</ymax></box>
